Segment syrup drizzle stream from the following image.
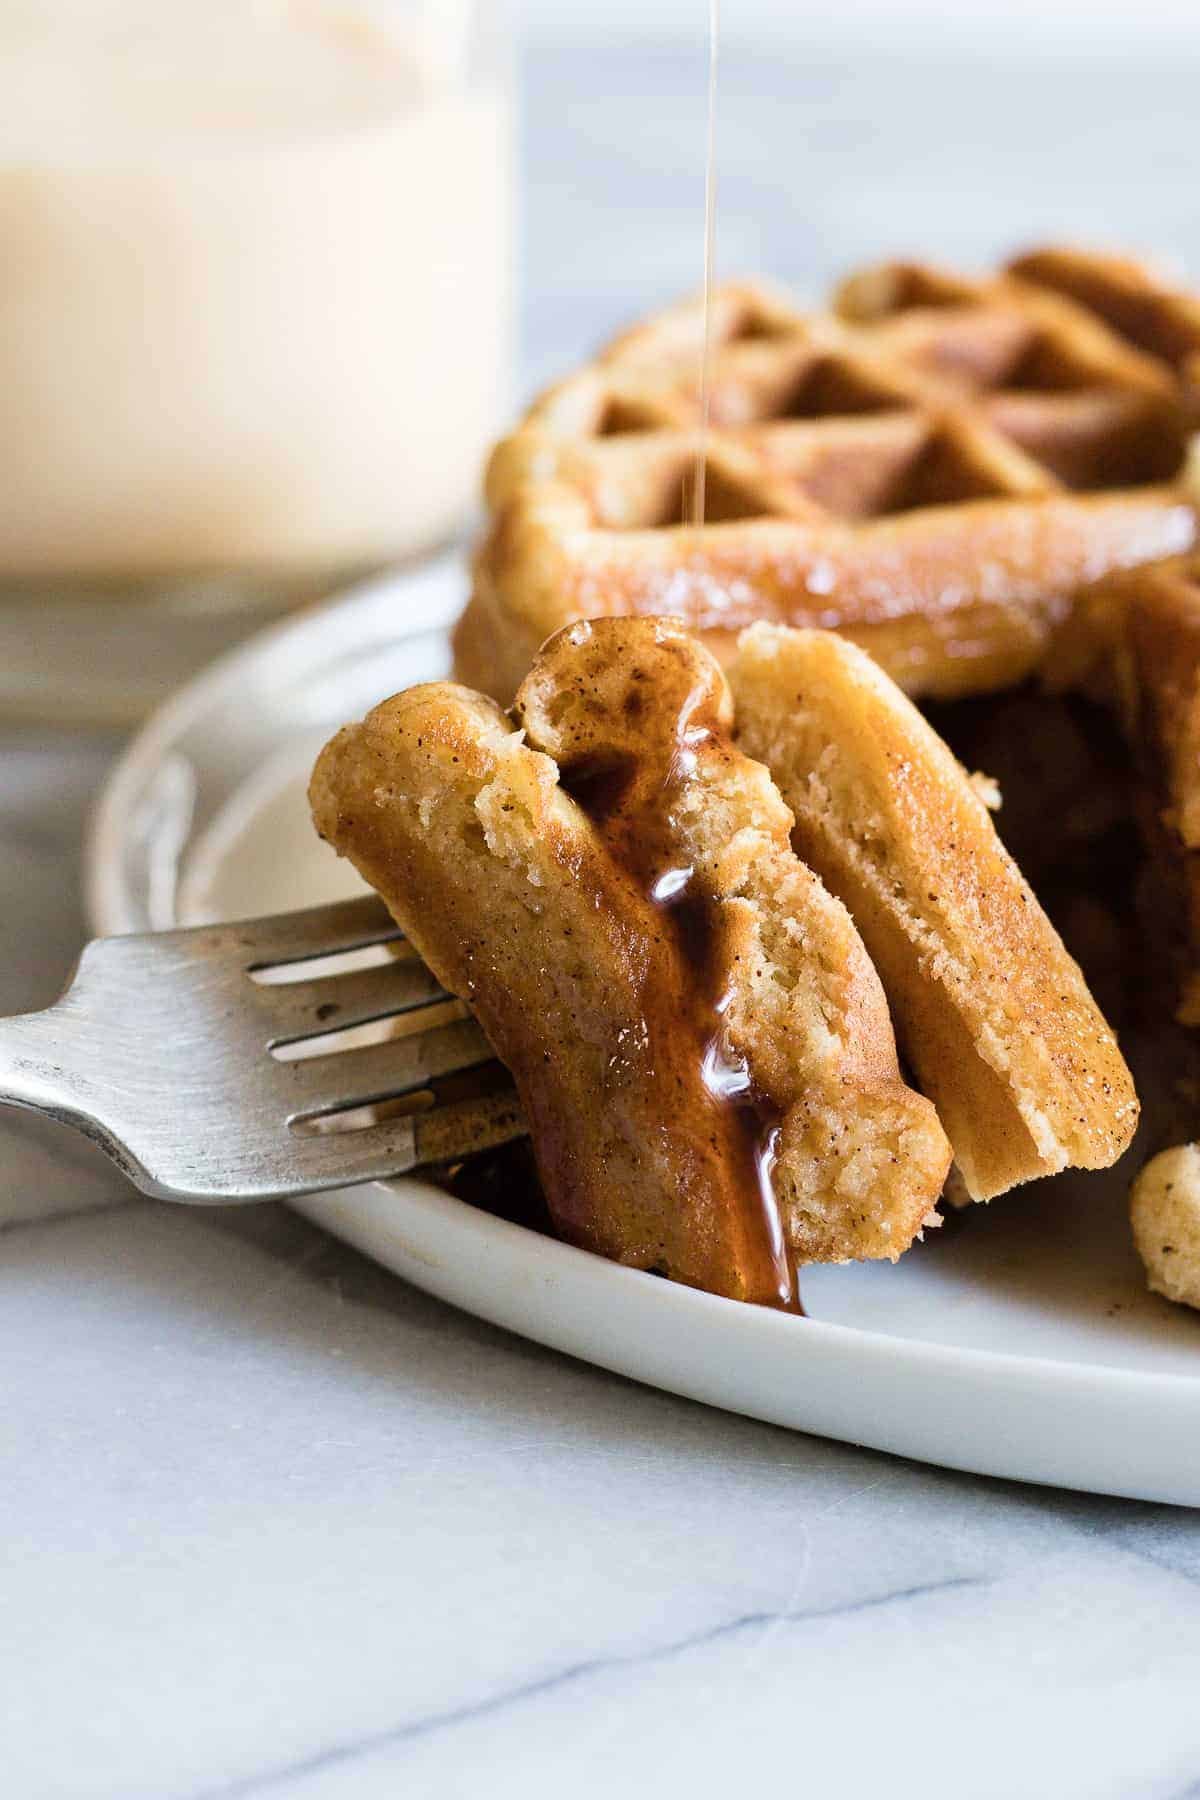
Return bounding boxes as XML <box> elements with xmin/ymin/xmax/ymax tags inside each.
<box><xmin>692</xmin><ymin>0</ymin><xmax>719</xmax><ymax>530</ymax></box>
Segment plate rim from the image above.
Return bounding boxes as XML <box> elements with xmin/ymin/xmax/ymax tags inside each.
<box><xmin>87</xmin><ymin>548</ymin><xmax>464</xmax><ymax>937</ymax></box>
<box><xmin>85</xmin><ymin>551</ymin><xmax>1200</xmax><ymax>1506</ymax></box>
<box><xmin>295</xmin><ymin>1179</ymin><xmax>1200</xmax><ymax>1506</ymax></box>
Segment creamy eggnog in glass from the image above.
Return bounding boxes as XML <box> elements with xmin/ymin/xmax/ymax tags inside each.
<box><xmin>0</xmin><ymin>0</ymin><xmax>512</xmax><ymax>720</ymax></box>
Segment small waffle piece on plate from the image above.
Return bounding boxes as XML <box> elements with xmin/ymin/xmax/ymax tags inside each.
<box><xmin>1131</xmin><ymin>1144</ymin><xmax>1200</xmax><ymax>1311</ymax></box>
<box><xmin>459</xmin><ymin>249</ymin><xmax>1197</xmax><ymax>706</ymax></box>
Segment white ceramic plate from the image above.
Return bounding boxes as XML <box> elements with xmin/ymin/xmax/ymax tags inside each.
<box><xmin>88</xmin><ymin>552</ymin><xmax>1200</xmax><ymax>1506</ymax></box>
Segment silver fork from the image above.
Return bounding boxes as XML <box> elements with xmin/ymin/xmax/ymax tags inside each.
<box><xmin>0</xmin><ymin>896</ymin><xmax>526</xmax><ymax>1202</ymax></box>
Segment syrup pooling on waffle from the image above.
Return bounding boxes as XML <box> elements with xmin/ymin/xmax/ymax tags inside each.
<box><xmin>464</xmin><ymin>251</ymin><xmax>1197</xmax><ymax>707</ymax></box>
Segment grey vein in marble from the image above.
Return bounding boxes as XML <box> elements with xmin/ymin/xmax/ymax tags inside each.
<box><xmin>190</xmin><ymin>1578</ymin><xmax>992</xmax><ymax>1800</ymax></box>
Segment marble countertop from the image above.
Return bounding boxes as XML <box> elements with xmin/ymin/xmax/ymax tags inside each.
<box><xmin>6</xmin><ymin>37</ymin><xmax>1200</xmax><ymax>1800</ymax></box>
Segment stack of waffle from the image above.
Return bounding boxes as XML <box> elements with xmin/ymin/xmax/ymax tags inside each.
<box><xmin>306</xmin><ymin>246</ymin><xmax>1200</xmax><ymax>1309</ymax></box>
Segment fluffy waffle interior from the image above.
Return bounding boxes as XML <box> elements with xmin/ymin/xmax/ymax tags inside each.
<box><xmin>459</xmin><ymin>247</ymin><xmax>1200</xmax><ymax>707</ymax></box>
<box><xmin>310</xmin><ymin>618</ymin><xmax>955</xmax><ymax>1305</ymax></box>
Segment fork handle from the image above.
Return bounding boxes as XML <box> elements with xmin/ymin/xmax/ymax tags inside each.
<box><xmin>0</xmin><ymin>1005</ymin><xmax>81</xmax><ymax>1111</ymax></box>
<box><xmin>0</xmin><ymin>1004</ymin><xmax>140</xmax><ymax>1180</ymax></box>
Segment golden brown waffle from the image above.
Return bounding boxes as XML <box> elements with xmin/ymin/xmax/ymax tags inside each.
<box><xmin>311</xmin><ymin>618</ymin><xmax>953</xmax><ymax>1304</ymax></box>
<box><xmin>1008</xmin><ymin>248</ymin><xmax>1200</xmax><ymax>426</ymax></box>
<box><xmin>729</xmin><ymin>625</ymin><xmax>1139</xmax><ymax>1199</ymax></box>
<box><xmin>460</xmin><ymin>250</ymin><xmax>1198</xmax><ymax>706</ymax></box>
<box><xmin>310</xmin><ymin>616</ymin><xmax>1143</xmax><ymax>1304</ymax></box>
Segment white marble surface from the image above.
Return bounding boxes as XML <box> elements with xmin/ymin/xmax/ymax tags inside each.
<box><xmin>6</xmin><ymin>36</ymin><xmax>1200</xmax><ymax>1800</ymax></box>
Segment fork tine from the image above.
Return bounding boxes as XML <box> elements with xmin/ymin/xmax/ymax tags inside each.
<box><xmin>278</xmin><ymin>1081</ymin><xmax>526</xmax><ymax>1193</ymax></box>
<box><xmin>411</xmin><ymin>1087</ymin><xmax>528</xmax><ymax>1168</ymax></box>
<box><xmin>255</xmin><ymin>957</ymin><xmax>450</xmax><ymax>1042</ymax></box>
<box><xmin>6</xmin><ymin>898</ymin><xmax>528</xmax><ymax>1204</ymax></box>
<box><xmin>228</xmin><ymin>895</ymin><xmax>402</xmax><ymax>967</ymax></box>
<box><xmin>282</xmin><ymin>1016</ymin><xmax>495</xmax><ymax>1120</ymax></box>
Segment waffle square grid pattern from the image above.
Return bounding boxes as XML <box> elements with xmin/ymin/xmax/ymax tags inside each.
<box><xmin>462</xmin><ymin>247</ymin><xmax>1200</xmax><ymax>707</ymax></box>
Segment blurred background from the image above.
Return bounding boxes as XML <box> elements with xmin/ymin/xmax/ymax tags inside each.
<box><xmin>2</xmin><ymin>0</ymin><xmax>1199</xmax><ymax>718</ymax></box>
<box><xmin>516</xmin><ymin>0</ymin><xmax>1200</xmax><ymax>389</ymax></box>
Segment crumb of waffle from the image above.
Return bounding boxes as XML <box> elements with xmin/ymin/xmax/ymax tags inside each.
<box><xmin>1131</xmin><ymin>1144</ymin><xmax>1200</xmax><ymax>1311</ymax></box>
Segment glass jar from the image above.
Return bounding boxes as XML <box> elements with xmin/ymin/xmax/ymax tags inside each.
<box><xmin>0</xmin><ymin>1</ymin><xmax>512</xmax><ymax>724</ymax></box>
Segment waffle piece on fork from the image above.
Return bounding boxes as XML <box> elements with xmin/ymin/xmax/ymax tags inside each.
<box><xmin>311</xmin><ymin>617</ymin><xmax>952</xmax><ymax>1306</ymax></box>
